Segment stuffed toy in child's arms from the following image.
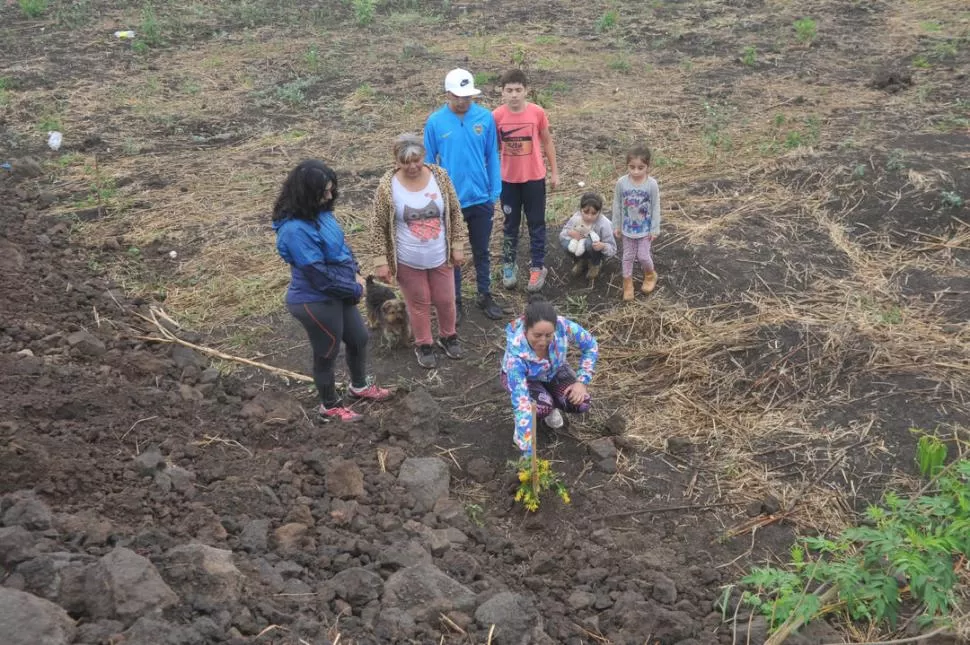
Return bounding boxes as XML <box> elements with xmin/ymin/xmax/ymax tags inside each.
<box><xmin>567</xmin><ymin>223</ymin><xmax>601</xmax><ymax>257</ymax></box>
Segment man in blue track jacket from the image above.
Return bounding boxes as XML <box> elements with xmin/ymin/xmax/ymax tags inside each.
<box><xmin>424</xmin><ymin>68</ymin><xmax>504</xmax><ymax>322</ymax></box>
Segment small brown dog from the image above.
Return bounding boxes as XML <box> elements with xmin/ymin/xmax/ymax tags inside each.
<box><xmin>365</xmin><ymin>276</ymin><xmax>409</xmax><ymax>348</ymax></box>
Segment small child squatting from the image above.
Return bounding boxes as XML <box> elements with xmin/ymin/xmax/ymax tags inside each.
<box><xmin>559</xmin><ymin>192</ymin><xmax>617</xmax><ymax>281</ymax></box>
<box><xmin>612</xmin><ymin>144</ymin><xmax>661</xmax><ymax>300</ymax></box>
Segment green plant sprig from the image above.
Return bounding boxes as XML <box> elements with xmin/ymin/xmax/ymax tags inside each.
<box><xmin>513</xmin><ymin>458</ymin><xmax>571</xmax><ymax>512</ymax></box>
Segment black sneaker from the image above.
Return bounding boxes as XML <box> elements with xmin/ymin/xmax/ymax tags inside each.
<box><xmin>415</xmin><ymin>344</ymin><xmax>437</xmax><ymax>369</ymax></box>
<box><xmin>437</xmin><ymin>334</ymin><xmax>463</xmax><ymax>360</ymax></box>
<box><xmin>476</xmin><ymin>294</ymin><xmax>504</xmax><ymax>320</ymax></box>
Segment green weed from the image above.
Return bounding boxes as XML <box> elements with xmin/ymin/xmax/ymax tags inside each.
<box><xmin>305</xmin><ymin>46</ymin><xmax>321</xmax><ymax>71</ymax></box>
<box><xmin>793</xmin><ymin>17</ymin><xmax>817</xmax><ymax>45</ymax></box>
<box><xmin>940</xmin><ymin>191</ymin><xmax>964</xmax><ymax>208</ymax></box>
<box><xmin>474</xmin><ymin>71</ymin><xmax>499</xmax><ymax>86</ymax></box>
<box><xmin>596</xmin><ymin>9</ymin><xmax>618</xmax><ymax>32</ymax></box>
<box><xmin>275</xmin><ymin>78</ymin><xmax>313</xmax><ymax>106</ymax></box>
<box><xmin>741</xmin><ymin>45</ymin><xmax>757</xmax><ymax>66</ymax></box>
<box><xmin>140</xmin><ymin>4</ymin><xmax>162</xmax><ymax>46</ymax></box>
<box><xmin>54</xmin><ymin>0</ymin><xmax>92</xmax><ymax>26</ymax></box>
<box><xmin>465</xmin><ymin>503</ymin><xmax>485</xmax><ymax>527</ymax></box>
<box><xmin>353</xmin><ymin>0</ymin><xmax>377</xmax><ymax>25</ymax></box>
<box><xmin>913</xmin><ymin>55</ymin><xmax>931</xmax><ymax>69</ymax></box>
<box><xmin>784</xmin><ymin>131</ymin><xmax>803</xmax><ymax>149</ymax></box>
<box><xmin>885</xmin><ymin>148</ymin><xmax>906</xmax><ymax>171</ymax></box>
<box><xmin>919</xmin><ymin>21</ymin><xmax>942</xmax><ymax>32</ymax></box>
<box><xmin>878</xmin><ymin>306</ymin><xmax>902</xmax><ymax>325</ymax></box>
<box><xmin>37</xmin><ymin>114</ymin><xmax>62</xmax><ymax>133</ymax></box>
<box><xmin>702</xmin><ymin>101</ymin><xmax>733</xmax><ymax>156</ymax></box>
<box><xmin>535</xmin><ymin>34</ymin><xmax>558</xmax><ymax>45</ymax></box>
<box><xmin>547</xmin><ymin>80</ymin><xmax>570</xmax><ymax>94</ymax></box>
<box><xmin>738</xmin><ymin>437</ymin><xmax>970</xmax><ymax>634</ymax></box>
<box><xmin>18</xmin><ymin>0</ymin><xmax>48</xmax><ymax>18</ymax></box>
<box><xmin>932</xmin><ymin>41</ymin><xmax>958</xmax><ymax>60</ymax></box>
<box><xmin>511</xmin><ymin>45</ymin><xmax>527</xmax><ymax>67</ymax></box>
<box><xmin>608</xmin><ymin>55</ymin><xmax>632</xmax><ymax>73</ymax></box>
<box><xmin>851</xmin><ymin>163</ymin><xmax>866</xmax><ymax>180</ymax></box>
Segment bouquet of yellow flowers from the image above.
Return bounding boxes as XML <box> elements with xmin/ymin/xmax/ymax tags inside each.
<box><xmin>513</xmin><ymin>457</ymin><xmax>571</xmax><ymax>512</ymax></box>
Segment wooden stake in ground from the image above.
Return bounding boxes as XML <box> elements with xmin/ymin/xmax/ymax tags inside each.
<box><xmin>531</xmin><ymin>403</ymin><xmax>539</xmax><ymax>495</ymax></box>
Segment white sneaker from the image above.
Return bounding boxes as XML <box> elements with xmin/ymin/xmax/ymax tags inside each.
<box><xmin>544</xmin><ymin>408</ymin><xmax>564</xmax><ymax>429</ymax></box>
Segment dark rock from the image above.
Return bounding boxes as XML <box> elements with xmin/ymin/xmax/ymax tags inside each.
<box><xmin>16</xmin><ymin>552</ymin><xmax>94</xmax><ymax>613</ymax></box>
<box><xmin>0</xmin><ymin>587</ymin><xmax>76</xmax><ymax>645</ymax></box>
<box><xmin>240</xmin><ymin>519</ymin><xmax>270</xmax><ymax>552</ymax></box>
<box><xmin>273</xmin><ymin>523</ymin><xmax>310</xmax><ymax>554</ymax></box>
<box><xmin>0</xmin><ymin>526</ymin><xmax>35</xmax><ymax>566</ymax></box>
<box><xmin>239</xmin><ymin>390</ymin><xmax>303</xmax><ymax>423</ymax></box>
<box><xmin>382</xmin><ymin>563</ymin><xmax>476</xmax><ymax>621</ymax></box>
<box><xmin>171</xmin><ymin>345</ymin><xmax>207</xmax><ymax>370</ymax></box>
<box><xmin>392</xmin><ymin>389</ymin><xmax>439</xmax><ymax>445</ymax></box>
<box><xmin>379</xmin><ymin>540</ymin><xmax>432</xmax><ymax>570</ymax></box>
<box><xmin>603</xmin><ymin>411</ymin><xmax>627</xmax><ymax>436</ymax></box>
<box><xmin>328</xmin><ymin>567</ymin><xmax>384</xmax><ymax>606</ymax></box>
<box><xmin>66</xmin><ymin>330</ymin><xmax>106</xmax><ymax>356</ymax></box>
<box><xmin>160</xmin><ymin>544</ymin><xmax>242</xmax><ymax>611</ymax></box>
<box><xmin>762</xmin><ymin>495</ymin><xmax>781</xmax><ymax>515</ymax></box>
<box><xmin>326</xmin><ymin>458</ymin><xmax>365</xmax><ymax>498</ymax></box>
<box><xmin>375</xmin><ymin>607</ymin><xmax>416</xmax><ymax>640</ymax></box>
<box><xmin>84</xmin><ymin>547</ymin><xmax>179</xmax><ymax>622</ymax></box>
<box><xmin>76</xmin><ymin>620</ymin><xmax>124</xmax><ymax>644</ymax></box>
<box><xmin>595</xmin><ymin>458</ymin><xmax>617</xmax><ymax>474</ymax></box>
<box><xmin>121</xmin><ymin>616</ymin><xmax>205</xmax><ymax>645</ymax></box>
<box><xmin>650</xmin><ymin>572</ymin><xmax>678</xmax><ymax>604</ymax></box>
<box><xmin>745</xmin><ymin>500</ymin><xmax>764</xmax><ymax>517</ymax></box>
<box><xmin>466</xmin><ymin>457</ymin><xmax>494</xmax><ymax>483</ymax></box>
<box><xmin>398</xmin><ymin>458</ymin><xmax>450</xmax><ymax>512</ymax></box>
<box><xmin>576</xmin><ymin>567</ymin><xmax>609</xmax><ymax>584</ymax></box>
<box><xmin>588</xmin><ymin>437</ymin><xmax>617</xmax><ymax>460</ymax></box>
<box><xmin>133</xmin><ymin>446</ymin><xmax>165</xmax><ymax>476</ymax></box>
<box><xmin>474</xmin><ymin>591</ymin><xmax>538</xmax><ymax>645</ymax></box>
<box><xmin>567</xmin><ymin>590</ymin><xmax>596</xmax><ymax>610</ymax></box>
<box><xmin>2</xmin><ymin>491</ymin><xmax>53</xmax><ymax>530</ymax></box>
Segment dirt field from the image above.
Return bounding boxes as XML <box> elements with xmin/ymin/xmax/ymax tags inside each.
<box><xmin>1</xmin><ymin>0</ymin><xmax>968</xmax><ymax>643</ymax></box>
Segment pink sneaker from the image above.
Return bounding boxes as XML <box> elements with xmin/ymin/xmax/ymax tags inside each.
<box><xmin>318</xmin><ymin>405</ymin><xmax>362</xmax><ymax>422</ymax></box>
<box><xmin>348</xmin><ymin>383</ymin><xmax>392</xmax><ymax>401</ymax></box>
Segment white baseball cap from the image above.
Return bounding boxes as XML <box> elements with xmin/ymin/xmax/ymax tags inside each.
<box><xmin>444</xmin><ymin>68</ymin><xmax>481</xmax><ymax>97</ymax></box>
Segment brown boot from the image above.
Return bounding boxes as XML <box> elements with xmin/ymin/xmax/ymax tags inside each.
<box><xmin>586</xmin><ymin>263</ymin><xmax>601</xmax><ymax>279</ymax></box>
<box><xmin>570</xmin><ymin>258</ymin><xmax>588</xmax><ymax>277</ymax></box>
<box><xmin>622</xmin><ymin>277</ymin><xmax>634</xmax><ymax>301</ymax></box>
<box><xmin>642</xmin><ymin>271</ymin><xmax>658</xmax><ymax>293</ymax></box>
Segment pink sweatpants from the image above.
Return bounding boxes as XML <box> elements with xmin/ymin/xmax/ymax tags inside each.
<box><xmin>621</xmin><ymin>235</ymin><xmax>654</xmax><ymax>277</ymax></box>
<box><xmin>396</xmin><ymin>262</ymin><xmax>457</xmax><ymax>346</ymax></box>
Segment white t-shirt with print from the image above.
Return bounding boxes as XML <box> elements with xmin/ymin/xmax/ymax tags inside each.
<box><xmin>392</xmin><ymin>174</ymin><xmax>447</xmax><ymax>270</ymax></box>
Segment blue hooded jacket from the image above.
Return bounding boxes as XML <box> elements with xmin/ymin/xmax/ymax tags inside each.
<box><xmin>273</xmin><ymin>211</ymin><xmax>362</xmax><ymax>305</ymax></box>
<box><xmin>424</xmin><ymin>102</ymin><xmax>501</xmax><ymax>208</ymax></box>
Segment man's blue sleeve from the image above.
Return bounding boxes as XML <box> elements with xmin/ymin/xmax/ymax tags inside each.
<box><xmin>486</xmin><ymin>117</ymin><xmax>501</xmax><ymax>203</ymax></box>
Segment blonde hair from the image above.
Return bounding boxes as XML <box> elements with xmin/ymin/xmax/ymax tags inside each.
<box><xmin>393</xmin><ymin>133</ymin><xmax>425</xmax><ymax>165</ymax></box>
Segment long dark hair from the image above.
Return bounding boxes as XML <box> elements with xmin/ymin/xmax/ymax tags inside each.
<box><xmin>272</xmin><ymin>160</ymin><xmax>339</xmax><ymax>222</ymax></box>
<box><xmin>524</xmin><ymin>294</ymin><xmax>557</xmax><ymax>329</ymax></box>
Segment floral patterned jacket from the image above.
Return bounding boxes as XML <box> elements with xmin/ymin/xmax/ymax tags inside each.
<box><xmin>502</xmin><ymin>316</ymin><xmax>599</xmax><ymax>454</ymax></box>
<box><xmin>371</xmin><ymin>163</ymin><xmax>465</xmax><ymax>276</ymax></box>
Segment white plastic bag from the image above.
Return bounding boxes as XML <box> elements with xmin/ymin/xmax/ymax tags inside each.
<box><xmin>47</xmin><ymin>131</ymin><xmax>62</xmax><ymax>151</ymax></box>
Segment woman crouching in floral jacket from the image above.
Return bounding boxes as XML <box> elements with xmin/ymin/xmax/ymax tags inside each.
<box><xmin>501</xmin><ymin>295</ymin><xmax>599</xmax><ymax>457</ymax></box>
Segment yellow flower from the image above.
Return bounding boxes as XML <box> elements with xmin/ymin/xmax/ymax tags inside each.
<box><xmin>514</xmin><ymin>490</ymin><xmax>523</xmax><ymax>502</ymax></box>
<box><xmin>560</xmin><ymin>492</ymin><xmax>571</xmax><ymax>505</ymax></box>
<box><xmin>518</xmin><ymin>470</ymin><xmax>530</xmax><ymax>483</ymax></box>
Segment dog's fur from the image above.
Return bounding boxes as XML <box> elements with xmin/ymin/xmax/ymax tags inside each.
<box><xmin>365</xmin><ymin>276</ymin><xmax>409</xmax><ymax>348</ymax></box>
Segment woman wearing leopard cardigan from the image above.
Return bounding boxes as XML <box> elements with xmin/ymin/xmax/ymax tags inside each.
<box><xmin>372</xmin><ymin>133</ymin><xmax>467</xmax><ymax>369</ymax></box>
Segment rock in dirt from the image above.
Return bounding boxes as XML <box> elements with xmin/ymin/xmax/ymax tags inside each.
<box><xmin>10</xmin><ymin>156</ymin><xmax>45</xmax><ymax>179</ymax></box>
<box><xmin>66</xmin><ymin>330</ymin><xmax>106</xmax><ymax>357</ymax></box>
<box><xmin>239</xmin><ymin>390</ymin><xmax>303</xmax><ymax>423</ymax></box>
<box><xmin>397</xmin><ymin>457</ymin><xmax>450</xmax><ymax>512</ymax></box>
<box><xmin>239</xmin><ymin>518</ymin><xmax>270</xmax><ymax>552</ymax></box>
<box><xmin>121</xmin><ymin>616</ymin><xmax>204</xmax><ymax>645</ymax></box>
<box><xmin>475</xmin><ymin>591</ymin><xmax>538</xmax><ymax>645</ymax></box>
<box><xmin>379</xmin><ymin>540</ymin><xmax>432</xmax><ymax>570</ymax></box>
<box><xmin>382</xmin><ymin>563</ymin><xmax>476</xmax><ymax>621</ymax></box>
<box><xmin>170</xmin><ymin>345</ymin><xmax>207</xmax><ymax>370</ymax></box>
<box><xmin>17</xmin><ymin>552</ymin><xmax>94</xmax><ymax>614</ymax></box>
<box><xmin>84</xmin><ymin>547</ymin><xmax>179</xmax><ymax>622</ymax></box>
<box><xmin>326</xmin><ymin>458</ymin><xmax>365</xmax><ymax>498</ymax></box>
<box><xmin>567</xmin><ymin>589</ymin><xmax>596</xmax><ymax>610</ymax></box>
<box><xmin>154</xmin><ymin>465</ymin><xmax>196</xmax><ymax>495</ymax></box>
<box><xmin>273</xmin><ymin>522</ymin><xmax>310</xmax><ymax>554</ymax></box>
<box><xmin>595</xmin><ymin>458</ymin><xmax>617</xmax><ymax>474</ymax></box>
<box><xmin>375</xmin><ymin>607</ymin><xmax>416</xmax><ymax>640</ymax></box>
<box><xmin>0</xmin><ymin>525</ymin><xmax>36</xmax><ymax>566</ymax></box>
<box><xmin>603</xmin><ymin>411</ymin><xmax>627</xmax><ymax>436</ymax></box>
<box><xmin>0</xmin><ymin>587</ymin><xmax>77</xmax><ymax>645</ymax></box>
<box><xmin>133</xmin><ymin>446</ymin><xmax>165</xmax><ymax>476</ymax></box>
<box><xmin>588</xmin><ymin>437</ymin><xmax>617</xmax><ymax>461</ymax></box>
<box><xmin>327</xmin><ymin>567</ymin><xmax>384</xmax><ymax>606</ymax></box>
<box><xmin>0</xmin><ymin>240</ymin><xmax>25</xmax><ymax>272</ymax></box>
<box><xmin>2</xmin><ymin>490</ymin><xmax>54</xmax><ymax>530</ymax></box>
<box><xmin>649</xmin><ymin>571</ymin><xmax>678</xmax><ymax>604</ymax></box>
<box><xmin>466</xmin><ymin>457</ymin><xmax>494</xmax><ymax>483</ymax></box>
<box><xmin>391</xmin><ymin>389</ymin><xmax>439</xmax><ymax>445</ymax></box>
<box><xmin>160</xmin><ymin>544</ymin><xmax>243</xmax><ymax>611</ymax></box>
<box><xmin>76</xmin><ymin>619</ymin><xmax>125</xmax><ymax>644</ymax></box>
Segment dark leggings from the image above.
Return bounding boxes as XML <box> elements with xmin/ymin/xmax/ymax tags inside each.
<box><xmin>288</xmin><ymin>300</ymin><xmax>368</xmax><ymax>407</ymax></box>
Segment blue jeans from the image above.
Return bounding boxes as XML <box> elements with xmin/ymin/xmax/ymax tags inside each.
<box><xmin>501</xmin><ymin>179</ymin><xmax>546</xmax><ymax>268</ymax></box>
<box><xmin>454</xmin><ymin>201</ymin><xmax>494</xmax><ymax>304</ymax></box>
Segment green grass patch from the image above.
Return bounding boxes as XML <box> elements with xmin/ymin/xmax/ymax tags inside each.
<box><xmin>596</xmin><ymin>9</ymin><xmax>618</xmax><ymax>32</ymax></box>
<box><xmin>793</xmin><ymin>17</ymin><xmax>817</xmax><ymax>45</ymax></box>
<box><xmin>18</xmin><ymin>0</ymin><xmax>48</xmax><ymax>18</ymax></box>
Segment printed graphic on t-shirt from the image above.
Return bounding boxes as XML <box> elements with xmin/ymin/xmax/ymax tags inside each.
<box><xmin>499</xmin><ymin>122</ymin><xmax>535</xmax><ymax>157</ymax></box>
<box><xmin>403</xmin><ymin>196</ymin><xmax>442</xmax><ymax>241</ymax></box>
<box><xmin>622</xmin><ymin>189</ymin><xmax>652</xmax><ymax>234</ymax></box>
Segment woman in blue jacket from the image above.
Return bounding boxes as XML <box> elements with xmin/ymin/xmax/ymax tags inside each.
<box><xmin>273</xmin><ymin>160</ymin><xmax>391</xmax><ymax>421</ymax></box>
